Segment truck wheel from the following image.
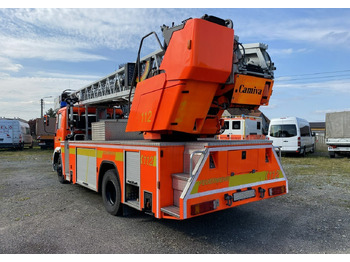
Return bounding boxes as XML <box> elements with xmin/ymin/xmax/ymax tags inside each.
<box><xmin>102</xmin><ymin>169</ymin><xmax>122</xmax><ymax>216</ymax></box>
<box><xmin>329</xmin><ymin>152</ymin><xmax>335</xmax><ymax>158</ymax></box>
<box><xmin>57</xmin><ymin>155</ymin><xmax>65</xmax><ymax>184</ymax></box>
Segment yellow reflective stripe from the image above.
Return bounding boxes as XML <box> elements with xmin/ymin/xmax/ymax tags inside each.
<box><xmin>115</xmin><ymin>152</ymin><xmax>123</xmax><ymax>162</ymax></box>
<box><xmin>191</xmin><ymin>181</ymin><xmax>200</xmax><ymax>194</ymax></box>
<box><xmin>61</xmin><ymin>146</ymin><xmax>65</xmax><ymax>153</ymax></box>
<box><xmin>190</xmin><ymin>170</ymin><xmax>284</xmax><ymax>194</ymax></box>
<box><xmin>69</xmin><ymin>147</ymin><xmax>76</xmax><ymax>155</ymax></box>
<box><xmin>97</xmin><ymin>150</ymin><xmax>103</xmax><ymax>158</ymax></box>
<box><xmin>229</xmin><ymin>171</ymin><xmax>267</xmax><ymax>187</ymax></box>
<box><xmin>76</xmin><ymin>148</ymin><xmax>95</xmax><ymax>157</ymax></box>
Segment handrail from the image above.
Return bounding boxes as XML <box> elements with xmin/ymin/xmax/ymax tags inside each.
<box><xmin>274</xmin><ymin>146</ymin><xmax>282</xmax><ymax>160</ymax></box>
<box><xmin>189</xmin><ymin>150</ymin><xmax>206</xmax><ymax>177</ymax></box>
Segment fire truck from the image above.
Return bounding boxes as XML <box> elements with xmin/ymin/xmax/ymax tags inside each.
<box><xmin>51</xmin><ymin>15</ymin><xmax>287</xmax><ymax>220</ymax></box>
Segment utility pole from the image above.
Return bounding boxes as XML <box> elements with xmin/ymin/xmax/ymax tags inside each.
<box><xmin>41</xmin><ymin>96</ymin><xmax>52</xmax><ymax>118</ymax></box>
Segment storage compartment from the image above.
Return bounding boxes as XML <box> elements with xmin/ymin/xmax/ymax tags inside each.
<box><xmin>92</xmin><ymin>120</ymin><xmax>143</xmax><ymax>140</ymax></box>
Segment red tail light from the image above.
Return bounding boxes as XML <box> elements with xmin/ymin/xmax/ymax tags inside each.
<box><xmin>269</xmin><ymin>185</ymin><xmax>286</xmax><ymax>196</ymax></box>
<box><xmin>297</xmin><ymin>137</ymin><xmax>301</xmax><ymax>147</ymax></box>
<box><xmin>191</xmin><ymin>200</ymin><xmax>219</xmax><ymax>216</ymax></box>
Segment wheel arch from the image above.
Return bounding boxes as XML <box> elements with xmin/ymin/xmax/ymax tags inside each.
<box><xmin>52</xmin><ymin>147</ymin><xmax>61</xmax><ymax>171</ymax></box>
<box><xmin>98</xmin><ymin>161</ymin><xmax>120</xmax><ymax>194</ymax></box>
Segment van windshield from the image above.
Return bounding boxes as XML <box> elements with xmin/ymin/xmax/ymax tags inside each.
<box><xmin>270</xmin><ymin>124</ymin><xmax>297</xmax><ymax>137</ymax></box>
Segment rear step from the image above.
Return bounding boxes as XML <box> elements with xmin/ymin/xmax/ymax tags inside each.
<box><xmin>172</xmin><ymin>173</ymin><xmax>190</xmax><ymax>207</ymax></box>
<box><xmin>161</xmin><ymin>206</ymin><xmax>180</xmax><ymax>218</ymax></box>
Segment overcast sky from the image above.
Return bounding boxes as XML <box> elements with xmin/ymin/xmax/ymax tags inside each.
<box><xmin>0</xmin><ymin>5</ymin><xmax>349</xmax><ymax>122</ymax></box>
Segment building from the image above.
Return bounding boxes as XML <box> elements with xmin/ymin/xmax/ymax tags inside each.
<box><xmin>310</xmin><ymin>122</ymin><xmax>326</xmax><ymax>148</ymax></box>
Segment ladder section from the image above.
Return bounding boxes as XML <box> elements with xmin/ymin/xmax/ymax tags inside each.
<box><xmin>72</xmin><ymin>49</ymin><xmax>165</xmax><ymax>107</ymax></box>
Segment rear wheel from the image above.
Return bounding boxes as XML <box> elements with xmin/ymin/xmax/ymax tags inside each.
<box><xmin>102</xmin><ymin>169</ymin><xmax>122</xmax><ymax>216</ymax></box>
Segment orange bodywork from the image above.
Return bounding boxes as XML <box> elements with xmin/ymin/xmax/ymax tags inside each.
<box><xmin>230</xmin><ymin>74</ymin><xmax>274</xmax><ymax>108</ymax></box>
<box><xmin>126</xmin><ymin>18</ymin><xmax>233</xmax><ymax>137</ymax></box>
<box><xmin>60</xmin><ymin>139</ymin><xmax>287</xmax><ymax>220</ymax></box>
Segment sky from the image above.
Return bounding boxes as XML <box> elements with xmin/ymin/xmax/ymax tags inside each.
<box><xmin>0</xmin><ymin>4</ymin><xmax>350</xmax><ymax>123</ymax></box>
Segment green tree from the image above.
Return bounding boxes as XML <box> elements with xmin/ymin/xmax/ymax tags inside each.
<box><xmin>45</xmin><ymin>108</ymin><xmax>56</xmax><ymax>118</ymax></box>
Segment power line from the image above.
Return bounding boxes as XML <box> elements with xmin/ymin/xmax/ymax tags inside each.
<box><xmin>277</xmin><ymin>73</ymin><xmax>350</xmax><ymax>82</ymax></box>
<box><xmin>277</xmin><ymin>69</ymin><xmax>350</xmax><ymax>78</ymax></box>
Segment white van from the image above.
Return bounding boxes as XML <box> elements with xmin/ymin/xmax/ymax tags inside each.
<box><xmin>0</xmin><ymin>118</ymin><xmax>33</xmax><ymax>150</ymax></box>
<box><xmin>267</xmin><ymin>117</ymin><xmax>315</xmax><ymax>155</ymax></box>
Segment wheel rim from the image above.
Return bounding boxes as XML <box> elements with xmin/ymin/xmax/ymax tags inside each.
<box><xmin>106</xmin><ymin>181</ymin><xmax>116</xmax><ymax>205</ymax></box>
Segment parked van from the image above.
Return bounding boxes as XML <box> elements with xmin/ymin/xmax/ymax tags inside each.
<box><xmin>267</xmin><ymin>117</ymin><xmax>315</xmax><ymax>155</ymax></box>
<box><xmin>0</xmin><ymin>118</ymin><xmax>33</xmax><ymax>150</ymax></box>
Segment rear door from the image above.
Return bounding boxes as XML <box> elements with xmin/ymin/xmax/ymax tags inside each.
<box><xmin>269</xmin><ymin>120</ymin><xmax>298</xmax><ymax>151</ymax></box>
<box><xmin>281</xmin><ymin>123</ymin><xmax>298</xmax><ymax>151</ymax></box>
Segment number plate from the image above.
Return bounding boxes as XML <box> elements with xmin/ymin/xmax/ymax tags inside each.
<box><xmin>233</xmin><ymin>189</ymin><xmax>256</xmax><ymax>202</ymax></box>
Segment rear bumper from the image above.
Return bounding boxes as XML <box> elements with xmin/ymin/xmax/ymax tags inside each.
<box><xmin>183</xmin><ymin>180</ymin><xmax>287</xmax><ymax>219</ymax></box>
<box><xmin>0</xmin><ymin>143</ymin><xmax>21</xmax><ymax>148</ymax></box>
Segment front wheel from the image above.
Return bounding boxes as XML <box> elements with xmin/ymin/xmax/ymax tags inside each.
<box><xmin>102</xmin><ymin>169</ymin><xmax>122</xmax><ymax>216</ymax></box>
<box><xmin>57</xmin><ymin>154</ymin><xmax>65</xmax><ymax>184</ymax></box>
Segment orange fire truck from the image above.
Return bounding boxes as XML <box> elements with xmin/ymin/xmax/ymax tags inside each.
<box><xmin>51</xmin><ymin>15</ymin><xmax>287</xmax><ymax>220</ymax></box>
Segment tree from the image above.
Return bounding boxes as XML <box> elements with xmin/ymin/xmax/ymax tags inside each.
<box><xmin>45</xmin><ymin>108</ymin><xmax>56</xmax><ymax>118</ymax></box>
<box><xmin>28</xmin><ymin>119</ymin><xmax>37</xmax><ymax>136</ymax></box>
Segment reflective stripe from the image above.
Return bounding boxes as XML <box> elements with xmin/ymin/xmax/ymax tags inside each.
<box><xmin>77</xmin><ymin>148</ymin><xmax>95</xmax><ymax>157</ymax></box>
<box><xmin>229</xmin><ymin>170</ymin><xmax>283</xmax><ymax>187</ymax></box>
<box><xmin>115</xmin><ymin>152</ymin><xmax>123</xmax><ymax>162</ymax></box>
<box><xmin>69</xmin><ymin>147</ymin><xmax>76</xmax><ymax>155</ymax></box>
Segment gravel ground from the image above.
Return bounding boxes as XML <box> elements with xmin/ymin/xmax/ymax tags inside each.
<box><xmin>0</xmin><ymin>148</ymin><xmax>349</xmax><ymax>254</ymax></box>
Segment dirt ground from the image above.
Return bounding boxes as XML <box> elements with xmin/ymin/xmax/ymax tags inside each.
<box><xmin>0</xmin><ymin>148</ymin><xmax>349</xmax><ymax>254</ymax></box>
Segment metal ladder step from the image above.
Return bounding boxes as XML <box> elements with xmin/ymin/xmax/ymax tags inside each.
<box><xmin>161</xmin><ymin>206</ymin><xmax>180</xmax><ymax>218</ymax></box>
<box><xmin>172</xmin><ymin>173</ymin><xmax>190</xmax><ymax>207</ymax></box>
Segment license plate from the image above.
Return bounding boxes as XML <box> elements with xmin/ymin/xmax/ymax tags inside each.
<box><xmin>233</xmin><ymin>189</ymin><xmax>256</xmax><ymax>202</ymax></box>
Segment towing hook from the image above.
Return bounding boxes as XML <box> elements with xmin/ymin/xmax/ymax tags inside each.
<box><xmin>258</xmin><ymin>187</ymin><xmax>266</xmax><ymax>198</ymax></box>
<box><xmin>224</xmin><ymin>194</ymin><xmax>233</xmax><ymax>206</ymax></box>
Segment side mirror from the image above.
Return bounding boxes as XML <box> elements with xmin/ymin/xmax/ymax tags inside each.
<box><xmin>312</xmin><ymin>132</ymin><xmax>315</xmax><ymax>137</ymax></box>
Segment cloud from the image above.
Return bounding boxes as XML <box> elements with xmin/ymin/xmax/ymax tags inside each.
<box><xmin>0</xmin><ymin>75</ymin><xmax>92</xmax><ymax>120</ymax></box>
<box><xmin>275</xmin><ymin>79</ymin><xmax>350</xmax><ymax>94</ymax></box>
<box><xmin>0</xmin><ymin>35</ymin><xmax>107</xmax><ymax>62</ymax></box>
<box><xmin>269</xmin><ymin>48</ymin><xmax>309</xmax><ymax>56</ymax></box>
<box><xmin>236</xmin><ymin>10</ymin><xmax>350</xmax><ymax>48</ymax></box>
<box><xmin>0</xmin><ymin>56</ymin><xmax>23</xmax><ymax>72</ymax></box>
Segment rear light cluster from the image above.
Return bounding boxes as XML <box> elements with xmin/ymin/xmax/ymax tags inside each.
<box><xmin>297</xmin><ymin>137</ymin><xmax>301</xmax><ymax>147</ymax></box>
<box><xmin>191</xmin><ymin>199</ymin><xmax>219</xmax><ymax>216</ymax></box>
<box><xmin>268</xmin><ymin>185</ymin><xmax>286</xmax><ymax>196</ymax></box>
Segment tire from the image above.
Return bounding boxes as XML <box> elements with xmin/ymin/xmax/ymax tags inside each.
<box><xmin>57</xmin><ymin>154</ymin><xmax>65</xmax><ymax>184</ymax></box>
<box><xmin>310</xmin><ymin>145</ymin><xmax>315</xmax><ymax>154</ymax></box>
<box><xmin>301</xmin><ymin>146</ymin><xmax>306</xmax><ymax>157</ymax></box>
<box><xmin>329</xmin><ymin>151</ymin><xmax>335</xmax><ymax>158</ymax></box>
<box><xmin>102</xmin><ymin>169</ymin><xmax>122</xmax><ymax>216</ymax></box>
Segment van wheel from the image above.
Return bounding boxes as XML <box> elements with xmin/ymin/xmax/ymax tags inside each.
<box><xmin>310</xmin><ymin>145</ymin><xmax>315</xmax><ymax>153</ymax></box>
<box><xmin>102</xmin><ymin>169</ymin><xmax>122</xmax><ymax>216</ymax></box>
<box><xmin>301</xmin><ymin>147</ymin><xmax>306</xmax><ymax>157</ymax></box>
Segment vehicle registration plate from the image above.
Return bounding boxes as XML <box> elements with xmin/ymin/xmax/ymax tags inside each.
<box><xmin>233</xmin><ymin>189</ymin><xmax>256</xmax><ymax>202</ymax></box>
